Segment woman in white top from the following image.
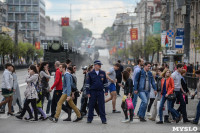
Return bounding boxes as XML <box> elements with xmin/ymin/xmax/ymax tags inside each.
<box><xmin>0</xmin><ymin>63</ymin><xmax>14</xmax><ymax>116</ymax></box>
<box><xmin>16</xmin><ymin>65</ymin><xmax>39</xmax><ymax>121</ymax></box>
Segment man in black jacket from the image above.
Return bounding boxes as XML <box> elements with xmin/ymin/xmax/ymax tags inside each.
<box><xmin>115</xmin><ymin>60</ymin><xmax>124</xmax><ymax>96</ymax></box>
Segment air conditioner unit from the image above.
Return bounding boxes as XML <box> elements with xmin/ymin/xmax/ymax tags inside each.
<box><xmin>43</xmin><ymin>43</ymin><xmax>48</xmax><ymax>50</ymax></box>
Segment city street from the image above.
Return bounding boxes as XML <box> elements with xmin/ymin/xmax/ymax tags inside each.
<box><xmin>0</xmin><ymin>56</ymin><xmax>199</xmax><ymax>133</ymax></box>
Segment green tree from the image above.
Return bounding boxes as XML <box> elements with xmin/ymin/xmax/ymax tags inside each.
<box><xmin>25</xmin><ymin>43</ymin><xmax>35</xmax><ymax>64</ymax></box>
<box><xmin>0</xmin><ymin>34</ymin><xmax>14</xmax><ymax>64</ymax></box>
<box><xmin>129</xmin><ymin>41</ymin><xmax>144</xmax><ymax>62</ymax></box>
<box><xmin>145</xmin><ymin>35</ymin><xmax>162</xmax><ymax>63</ymax></box>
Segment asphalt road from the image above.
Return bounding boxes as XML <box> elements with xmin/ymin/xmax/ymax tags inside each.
<box><xmin>0</xmin><ymin>55</ymin><xmax>199</xmax><ymax>133</ymax></box>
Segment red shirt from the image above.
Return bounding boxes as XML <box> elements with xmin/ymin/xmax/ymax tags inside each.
<box><xmin>183</xmin><ymin>65</ymin><xmax>187</xmax><ymax>72</ymax></box>
<box><xmin>51</xmin><ymin>68</ymin><xmax>63</xmax><ymax>90</ymax></box>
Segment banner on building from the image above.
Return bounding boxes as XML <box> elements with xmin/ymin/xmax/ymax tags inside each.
<box><xmin>61</xmin><ymin>17</ymin><xmax>69</xmax><ymax>26</ymax></box>
<box><xmin>130</xmin><ymin>28</ymin><xmax>138</xmax><ymax>40</ymax></box>
<box><xmin>35</xmin><ymin>42</ymin><xmax>40</xmax><ymax>50</ymax></box>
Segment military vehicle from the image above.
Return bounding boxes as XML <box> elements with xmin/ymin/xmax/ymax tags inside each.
<box><xmin>41</xmin><ymin>37</ymin><xmax>83</xmax><ymax>74</ymax></box>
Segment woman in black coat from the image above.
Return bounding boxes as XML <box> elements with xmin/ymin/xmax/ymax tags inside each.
<box><xmin>120</xmin><ymin>71</ymin><xmax>133</xmax><ymax>123</ymax></box>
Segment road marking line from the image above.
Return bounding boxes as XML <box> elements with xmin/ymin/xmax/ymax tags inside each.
<box><xmin>0</xmin><ymin>114</ymin><xmax>10</xmax><ymax>119</ymax></box>
<box><xmin>19</xmin><ymin>83</ymin><xmax>27</xmax><ymax>87</ymax></box>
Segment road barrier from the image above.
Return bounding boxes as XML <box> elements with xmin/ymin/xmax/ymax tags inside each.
<box><xmin>0</xmin><ymin>65</ymin><xmax>30</xmax><ymax>71</ymax></box>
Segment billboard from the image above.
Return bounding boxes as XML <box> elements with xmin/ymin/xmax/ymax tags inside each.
<box><xmin>130</xmin><ymin>28</ymin><xmax>138</xmax><ymax>40</ymax></box>
<box><xmin>153</xmin><ymin>22</ymin><xmax>161</xmax><ymax>34</ymax></box>
<box><xmin>61</xmin><ymin>17</ymin><xmax>69</xmax><ymax>26</ymax></box>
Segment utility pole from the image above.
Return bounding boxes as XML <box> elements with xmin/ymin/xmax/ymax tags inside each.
<box><xmin>168</xmin><ymin>0</ymin><xmax>174</xmax><ymax>71</ymax></box>
<box><xmin>184</xmin><ymin>0</ymin><xmax>191</xmax><ymax>63</ymax></box>
<box><xmin>166</xmin><ymin>0</ymin><xmax>170</xmax><ymax>30</ymax></box>
<box><xmin>14</xmin><ymin>22</ymin><xmax>18</xmax><ymax>46</ymax></box>
<box><xmin>70</xmin><ymin>4</ymin><xmax>72</xmax><ymax>20</ymax></box>
<box><xmin>144</xmin><ymin>0</ymin><xmax>148</xmax><ymax>61</ymax></box>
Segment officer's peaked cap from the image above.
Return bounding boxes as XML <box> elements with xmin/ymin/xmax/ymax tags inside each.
<box><xmin>94</xmin><ymin>60</ymin><xmax>103</xmax><ymax>65</ymax></box>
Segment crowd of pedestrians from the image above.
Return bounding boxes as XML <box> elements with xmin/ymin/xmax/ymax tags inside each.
<box><xmin>0</xmin><ymin>58</ymin><xmax>200</xmax><ymax>125</ymax></box>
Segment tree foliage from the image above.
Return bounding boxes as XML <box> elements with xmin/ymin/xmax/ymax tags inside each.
<box><xmin>62</xmin><ymin>21</ymin><xmax>92</xmax><ymax>48</ymax></box>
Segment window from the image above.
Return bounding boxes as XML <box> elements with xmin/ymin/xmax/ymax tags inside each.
<box><xmin>8</xmin><ymin>23</ymin><xmax>14</xmax><ymax>29</ymax></box>
<box><xmin>8</xmin><ymin>6</ymin><xmax>14</xmax><ymax>12</ymax></box>
<box><xmin>32</xmin><ymin>22</ymin><xmax>38</xmax><ymax>29</ymax></box>
<box><xmin>20</xmin><ymin>0</ymin><xmax>25</xmax><ymax>4</ymax></box>
<box><xmin>8</xmin><ymin>0</ymin><xmax>13</xmax><ymax>4</ymax></box>
<box><xmin>20</xmin><ymin>6</ymin><xmax>26</xmax><ymax>12</ymax></box>
<box><xmin>32</xmin><ymin>6</ymin><xmax>39</xmax><ymax>12</ymax></box>
<box><xmin>15</xmin><ymin>14</ymin><xmax>20</xmax><ymax>20</ymax></box>
<box><xmin>8</xmin><ymin>14</ymin><xmax>14</xmax><ymax>20</ymax></box>
<box><xmin>27</xmin><ymin>0</ymin><xmax>31</xmax><ymax>4</ymax></box>
<box><xmin>32</xmin><ymin>14</ymin><xmax>39</xmax><ymax>21</ymax></box>
<box><xmin>27</xmin><ymin>23</ymin><xmax>31</xmax><ymax>29</ymax></box>
<box><xmin>21</xmin><ymin>14</ymin><xmax>26</xmax><ymax>20</ymax></box>
<box><xmin>14</xmin><ymin>0</ymin><xmax>19</xmax><ymax>4</ymax></box>
<box><xmin>20</xmin><ymin>22</ymin><xmax>26</xmax><ymax>29</ymax></box>
<box><xmin>32</xmin><ymin>0</ymin><xmax>38</xmax><ymax>4</ymax></box>
<box><xmin>27</xmin><ymin>14</ymin><xmax>32</xmax><ymax>20</ymax></box>
<box><xmin>14</xmin><ymin>6</ymin><xmax>20</xmax><ymax>12</ymax></box>
<box><xmin>27</xmin><ymin>6</ymin><xmax>31</xmax><ymax>12</ymax></box>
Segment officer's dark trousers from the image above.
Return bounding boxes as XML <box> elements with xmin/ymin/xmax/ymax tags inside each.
<box><xmin>88</xmin><ymin>90</ymin><xmax>106</xmax><ymax>122</ymax></box>
<box><xmin>81</xmin><ymin>97</ymin><xmax>100</xmax><ymax>116</ymax></box>
<box><xmin>50</xmin><ymin>90</ymin><xmax>62</xmax><ymax>117</ymax></box>
<box><xmin>172</xmin><ymin>91</ymin><xmax>187</xmax><ymax>121</ymax></box>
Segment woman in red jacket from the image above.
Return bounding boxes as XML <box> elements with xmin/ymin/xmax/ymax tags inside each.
<box><xmin>156</xmin><ymin>69</ymin><xmax>181</xmax><ymax>124</ymax></box>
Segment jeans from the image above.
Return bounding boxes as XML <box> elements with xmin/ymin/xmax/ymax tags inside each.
<box><xmin>42</xmin><ymin>93</ymin><xmax>52</xmax><ymax>114</ymax></box>
<box><xmin>194</xmin><ymin>100</ymin><xmax>200</xmax><ymax>122</ymax></box>
<box><xmin>138</xmin><ymin>91</ymin><xmax>150</xmax><ymax>118</ymax></box>
<box><xmin>172</xmin><ymin>91</ymin><xmax>188</xmax><ymax>121</ymax></box>
<box><xmin>54</xmin><ymin>94</ymin><xmax>81</xmax><ymax>119</ymax></box>
<box><xmin>159</xmin><ymin>96</ymin><xmax>180</xmax><ymax>121</ymax></box>
<box><xmin>132</xmin><ymin>93</ymin><xmax>138</xmax><ymax>114</ymax></box>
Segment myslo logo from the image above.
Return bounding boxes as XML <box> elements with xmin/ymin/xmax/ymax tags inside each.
<box><xmin>172</xmin><ymin>127</ymin><xmax>198</xmax><ymax>132</ymax></box>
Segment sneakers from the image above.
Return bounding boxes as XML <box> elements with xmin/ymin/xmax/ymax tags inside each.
<box><xmin>49</xmin><ymin>117</ymin><xmax>58</xmax><ymax>123</ymax></box>
<box><xmin>24</xmin><ymin>117</ymin><xmax>34</xmax><ymax>121</ymax></box>
<box><xmin>102</xmin><ymin>121</ymin><xmax>107</xmax><ymax>124</ymax></box>
<box><xmin>15</xmin><ymin>115</ymin><xmax>23</xmax><ymax>120</ymax></box>
<box><xmin>121</xmin><ymin>119</ymin><xmax>129</xmax><ymax>123</ymax></box>
<box><xmin>139</xmin><ymin>117</ymin><xmax>147</xmax><ymax>122</ymax></box>
<box><xmin>112</xmin><ymin>110</ymin><xmax>121</xmax><ymax>113</ymax></box>
<box><xmin>146</xmin><ymin>112</ymin><xmax>151</xmax><ymax>116</ymax></box>
<box><xmin>148</xmin><ymin>117</ymin><xmax>155</xmax><ymax>121</ymax></box>
<box><xmin>191</xmin><ymin>120</ymin><xmax>198</xmax><ymax>125</ymax></box>
<box><xmin>164</xmin><ymin>120</ymin><xmax>171</xmax><ymax>123</ymax></box>
<box><xmin>156</xmin><ymin>121</ymin><xmax>163</xmax><ymax>124</ymax></box>
<box><xmin>63</xmin><ymin>118</ymin><xmax>71</xmax><ymax>121</ymax></box>
<box><xmin>176</xmin><ymin>116</ymin><xmax>181</xmax><ymax>123</ymax></box>
<box><xmin>73</xmin><ymin>117</ymin><xmax>82</xmax><ymax>122</ymax></box>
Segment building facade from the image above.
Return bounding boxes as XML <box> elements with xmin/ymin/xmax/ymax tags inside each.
<box><xmin>45</xmin><ymin>16</ymin><xmax>62</xmax><ymax>37</ymax></box>
<box><xmin>161</xmin><ymin>0</ymin><xmax>200</xmax><ymax>64</ymax></box>
<box><xmin>0</xmin><ymin>0</ymin><xmax>7</xmax><ymax>27</ymax></box>
<box><xmin>6</xmin><ymin>0</ymin><xmax>45</xmax><ymax>41</ymax></box>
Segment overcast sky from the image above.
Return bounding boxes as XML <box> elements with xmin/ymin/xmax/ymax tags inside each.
<box><xmin>45</xmin><ymin>0</ymin><xmax>140</xmax><ymax>37</ymax></box>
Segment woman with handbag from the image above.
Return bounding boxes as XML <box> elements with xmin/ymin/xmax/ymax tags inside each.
<box><xmin>156</xmin><ymin>69</ymin><xmax>181</xmax><ymax>124</ymax></box>
<box><xmin>16</xmin><ymin>65</ymin><xmax>39</xmax><ymax>121</ymax></box>
<box><xmin>120</xmin><ymin>71</ymin><xmax>134</xmax><ymax>123</ymax></box>
<box><xmin>176</xmin><ymin>69</ymin><xmax>190</xmax><ymax>113</ymax></box>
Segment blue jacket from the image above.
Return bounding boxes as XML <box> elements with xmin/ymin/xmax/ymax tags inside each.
<box><xmin>86</xmin><ymin>69</ymin><xmax>108</xmax><ymax>94</ymax></box>
<box><xmin>62</xmin><ymin>72</ymin><xmax>73</xmax><ymax>96</ymax></box>
<box><xmin>134</xmin><ymin>69</ymin><xmax>157</xmax><ymax>92</ymax></box>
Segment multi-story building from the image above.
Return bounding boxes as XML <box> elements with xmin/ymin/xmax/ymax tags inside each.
<box><xmin>6</xmin><ymin>0</ymin><xmax>45</xmax><ymax>42</ymax></box>
<box><xmin>45</xmin><ymin>16</ymin><xmax>62</xmax><ymax>37</ymax></box>
<box><xmin>0</xmin><ymin>0</ymin><xmax>7</xmax><ymax>27</ymax></box>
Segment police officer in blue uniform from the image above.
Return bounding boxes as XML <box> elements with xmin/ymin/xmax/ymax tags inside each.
<box><xmin>86</xmin><ymin>60</ymin><xmax>108</xmax><ymax>124</ymax></box>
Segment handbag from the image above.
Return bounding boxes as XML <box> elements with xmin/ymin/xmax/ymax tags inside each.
<box><xmin>126</xmin><ymin>98</ymin><xmax>134</xmax><ymax>110</ymax></box>
<box><xmin>167</xmin><ymin>77</ymin><xmax>176</xmax><ymax>100</ymax></box>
